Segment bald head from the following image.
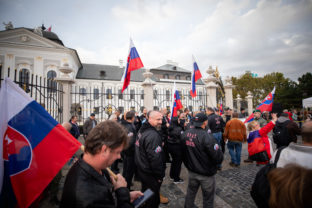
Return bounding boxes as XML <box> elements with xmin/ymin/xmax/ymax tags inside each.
<box><xmin>62</xmin><ymin>122</ymin><xmax>72</xmax><ymax>132</ymax></box>
<box><xmin>148</xmin><ymin>111</ymin><xmax>163</xmax><ymax>130</ymax></box>
<box><xmin>302</xmin><ymin>121</ymin><xmax>312</xmax><ymax>144</ymax></box>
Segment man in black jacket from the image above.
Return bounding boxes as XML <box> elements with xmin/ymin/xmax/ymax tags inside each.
<box><xmin>181</xmin><ymin>113</ymin><xmax>223</xmax><ymax>208</ymax></box>
<box><xmin>60</xmin><ymin>120</ymin><xmax>143</xmax><ymax>208</ymax></box>
<box><xmin>121</xmin><ymin>111</ymin><xmax>137</xmax><ymax>189</ymax></box>
<box><xmin>135</xmin><ymin>111</ymin><xmax>165</xmax><ymax>208</ymax></box>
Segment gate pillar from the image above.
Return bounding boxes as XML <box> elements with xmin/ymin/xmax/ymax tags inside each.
<box><xmin>247</xmin><ymin>91</ymin><xmax>253</xmax><ymax>116</ymax></box>
<box><xmin>203</xmin><ymin>66</ymin><xmax>218</xmax><ymax>108</ymax></box>
<box><xmin>224</xmin><ymin>77</ymin><xmax>235</xmax><ymax>110</ymax></box>
<box><xmin>55</xmin><ymin>64</ymin><xmax>75</xmax><ymax>123</ymax></box>
<box><xmin>236</xmin><ymin>94</ymin><xmax>242</xmax><ymax>113</ymax></box>
<box><xmin>141</xmin><ymin>69</ymin><xmax>156</xmax><ymax>111</ymax></box>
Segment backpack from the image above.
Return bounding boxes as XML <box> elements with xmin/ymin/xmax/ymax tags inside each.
<box><xmin>250</xmin><ymin>146</ymin><xmax>286</xmax><ymax>208</ymax></box>
<box><xmin>273</xmin><ymin>120</ymin><xmax>290</xmax><ymax>147</ymax></box>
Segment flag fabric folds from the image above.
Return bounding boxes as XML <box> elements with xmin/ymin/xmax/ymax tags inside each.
<box><xmin>47</xmin><ymin>26</ymin><xmax>52</xmax><ymax>32</ymax></box>
<box><xmin>244</xmin><ymin>87</ymin><xmax>276</xmax><ymax>123</ymax></box>
<box><xmin>170</xmin><ymin>83</ymin><xmax>183</xmax><ymax>121</ymax></box>
<box><xmin>190</xmin><ymin>56</ymin><xmax>202</xmax><ymax>97</ymax></box>
<box><xmin>0</xmin><ymin>78</ymin><xmax>81</xmax><ymax>208</ymax></box>
<box><xmin>122</xmin><ymin>38</ymin><xmax>144</xmax><ymax>93</ymax></box>
<box><xmin>219</xmin><ymin>99</ymin><xmax>223</xmax><ymax>116</ymax></box>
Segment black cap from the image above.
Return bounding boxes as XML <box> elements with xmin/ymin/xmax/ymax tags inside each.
<box><xmin>193</xmin><ymin>113</ymin><xmax>208</xmax><ymax>127</ymax></box>
<box><xmin>90</xmin><ymin>113</ymin><xmax>95</xmax><ymax>117</ymax></box>
<box><xmin>253</xmin><ymin>109</ymin><xmax>261</xmax><ymax>113</ymax></box>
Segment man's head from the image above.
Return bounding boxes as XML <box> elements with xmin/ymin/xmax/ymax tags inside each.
<box><xmin>126</xmin><ymin>111</ymin><xmax>135</xmax><ymax>122</ymax></box>
<box><xmin>115</xmin><ymin>110</ymin><xmax>121</xmax><ymax>117</ymax></box>
<box><xmin>148</xmin><ymin>111</ymin><xmax>163</xmax><ymax>130</ymax></box>
<box><xmin>184</xmin><ymin>108</ymin><xmax>189</xmax><ymax>114</ymax></box>
<box><xmin>193</xmin><ymin>113</ymin><xmax>208</xmax><ymax>129</ymax></box>
<box><xmin>232</xmin><ymin>112</ymin><xmax>239</xmax><ymax>118</ymax></box>
<box><xmin>241</xmin><ymin>108</ymin><xmax>245</xmax><ymax>113</ymax></box>
<box><xmin>71</xmin><ymin>115</ymin><xmax>78</xmax><ymax>123</ymax></box>
<box><xmin>62</xmin><ymin>122</ymin><xmax>72</xmax><ymax>132</ymax></box>
<box><xmin>84</xmin><ymin>120</ymin><xmax>128</xmax><ymax>167</ymax></box>
<box><xmin>206</xmin><ymin>107</ymin><xmax>214</xmax><ymax>115</ymax></box>
<box><xmin>253</xmin><ymin>109</ymin><xmax>261</xmax><ymax>118</ymax></box>
<box><xmin>302</xmin><ymin>121</ymin><xmax>312</xmax><ymax>145</ymax></box>
<box><xmin>161</xmin><ymin>108</ymin><xmax>167</xmax><ymax>116</ymax></box>
<box><xmin>143</xmin><ymin>108</ymin><xmax>147</xmax><ymax>115</ymax></box>
<box><xmin>90</xmin><ymin>113</ymin><xmax>95</xmax><ymax>120</ymax></box>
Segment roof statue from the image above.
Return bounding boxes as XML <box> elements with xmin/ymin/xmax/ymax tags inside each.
<box><xmin>3</xmin><ymin>21</ymin><xmax>14</xmax><ymax>30</ymax></box>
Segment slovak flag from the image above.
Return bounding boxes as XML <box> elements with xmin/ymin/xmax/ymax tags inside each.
<box><xmin>244</xmin><ymin>87</ymin><xmax>275</xmax><ymax>123</ymax></box>
<box><xmin>47</xmin><ymin>26</ymin><xmax>52</xmax><ymax>32</ymax></box>
<box><xmin>170</xmin><ymin>83</ymin><xmax>183</xmax><ymax>121</ymax></box>
<box><xmin>190</xmin><ymin>56</ymin><xmax>202</xmax><ymax>97</ymax></box>
<box><xmin>121</xmin><ymin>38</ymin><xmax>144</xmax><ymax>93</ymax></box>
<box><xmin>0</xmin><ymin>78</ymin><xmax>81</xmax><ymax>208</ymax></box>
<box><xmin>219</xmin><ymin>99</ymin><xmax>223</xmax><ymax>116</ymax></box>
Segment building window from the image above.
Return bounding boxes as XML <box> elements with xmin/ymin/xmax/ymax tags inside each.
<box><xmin>153</xmin><ymin>90</ymin><xmax>158</xmax><ymax>99</ymax></box>
<box><xmin>79</xmin><ymin>88</ymin><xmax>86</xmax><ymax>96</ymax></box>
<box><xmin>186</xmin><ymin>76</ymin><xmax>191</xmax><ymax>80</ymax></box>
<box><xmin>19</xmin><ymin>68</ymin><xmax>30</xmax><ymax>92</ymax></box>
<box><xmin>175</xmin><ymin>75</ymin><xmax>181</xmax><ymax>80</ymax></box>
<box><xmin>106</xmin><ymin>89</ymin><xmax>112</xmax><ymax>99</ymax></box>
<box><xmin>130</xmin><ymin>89</ymin><xmax>135</xmax><ymax>100</ymax></box>
<box><xmin>94</xmin><ymin>107</ymin><xmax>99</xmax><ymax>114</ymax></box>
<box><xmin>163</xmin><ymin>74</ymin><xmax>169</xmax><ymax>79</ymax></box>
<box><xmin>118</xmin><ymin>106</ymin><xmax>124</xmax><ymax>114</ymax></box>
<box><xmin>47</xmin><ymin>70</ymin><xmax>57</xmax><ymax>93</ymax></box>
<box><xmin>93</xmin><ymin>88</ymin><xmax>99</xmax><ymax>100</ymax></box>
<box><xmin>189</xmin><ymin>106</ymin><xmax>193</xmax><ymax>112</ymax></box>
<box><xmin>166</xmin><ymin>90</ymin><xmax>170</xmax><ymax>100</ymax></box>
<box><xmin>141</xmin><ymin>90</ymin><xmax>144</xmax><ymax>99</ymax></box>
<box><xmin>118</xmin><ymin>89</ymin><xmax>123</xmax><ymax>99</ymax></box>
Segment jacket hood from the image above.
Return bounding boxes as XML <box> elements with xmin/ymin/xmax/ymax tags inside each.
<box><xmin>277</xmin><ymin>116</ymin><xmax>289</xmax><ymax>123</ymax></box>
<box><xmin>139</xmin><ymin>121</ymin><xmax>156</xmax><ymax>133</ymax></box>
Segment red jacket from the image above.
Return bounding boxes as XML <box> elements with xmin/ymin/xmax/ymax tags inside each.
<box><xmin>247</xmin><ymin>122</ymin><xmax>275</xmax><ymax>163</ymax></box>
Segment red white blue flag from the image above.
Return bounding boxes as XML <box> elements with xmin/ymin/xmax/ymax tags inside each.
<box><xmin>122</xmin><ymin>38</ymin><xmax>144</xmax><ymax>93</ymax></box>
<box><xmin>190</xmin><ymin>56</ymin><xmax>202</xmax><ymax>97</ymax></box>
<box><xmin>170</xmin><ymin>83</ymin><xmax>183</xmax><ymax>121</ymax></box>
<box><xmin>0</xmin><ymin>78</ymin><xmax>81</xmax><ymax>208</ymax></box>
<box><xmin>244</xmin><ymin>87</ymin><xmax>275</xmax><ymax>123</ymax></box>
<box><xmin>219</xmin><ymin>99</ymin><xmax>223</xmax><ymax>116</ymax></box>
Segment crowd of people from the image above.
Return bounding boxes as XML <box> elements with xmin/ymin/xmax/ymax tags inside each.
<box><xmin>58</xmin><ymin>106</ymin><xmax>312</xmax><ymax>208</ymax></box>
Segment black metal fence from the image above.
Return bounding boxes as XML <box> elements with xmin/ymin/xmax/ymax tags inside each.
<box><xmin>153</xmin><ymin>88</ymin><xmax>207</xmax><ymax>112</ymax></box>
<box><xmin>71</xmin><ymin>85</ymin><xmax>144</xmax><ymax>124</ymax></box>
<box><xmin>0</xmin><ymin>67</ymin><xmax>64</xmax><ymax>123</ymax></box>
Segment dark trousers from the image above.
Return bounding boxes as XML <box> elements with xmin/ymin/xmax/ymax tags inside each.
<box><xmin>122</xmin><ymin>155</ymin><xmax>135</xmax><ymax>189</ymax></box>
<box><xmin>168</xmin><ymin>143</ymin><xmax>183</xmax><ymax>180</ymax></box>
<box><xmin>137</xmin><ymin>170</ymin><xmax>161</xmax><ymax>208</ymax></box>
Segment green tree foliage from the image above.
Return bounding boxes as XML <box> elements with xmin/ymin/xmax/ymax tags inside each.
<box><xmin>231</xmin><ymin>71</ymin><xmax>311</xmax><ymax>110</ymax></box>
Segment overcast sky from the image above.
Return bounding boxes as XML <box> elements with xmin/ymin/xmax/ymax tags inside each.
<box><xmin>1</xmin><ymin>0</ymin><xmax>311</xmax><ymax>81</ymax></box>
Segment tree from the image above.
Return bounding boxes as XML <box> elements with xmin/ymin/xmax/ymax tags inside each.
<box><xmin>298</xmin><ymin>72</ymin><xmax>312</xmax><ymax>99</ymax></box>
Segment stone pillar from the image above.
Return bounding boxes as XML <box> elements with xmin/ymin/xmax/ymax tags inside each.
<box><xmin>224</xmin><ymin>76</ymin><xmax>235</xmax><ymax>110</ymax></box>
<box><xmin>236</xmin><ymin>94</ymin><xmax>242</xmax><ymax>113</ymax></box>
<box><xmin>247</xmin><ymin>91</ymin><xmax>253</xmax><ymax>115</ymax></box>
<box><xmin>55</xmin><ymin>64</ymin><xmax>75</xmax><ymax>123</ymax></box>
<box><xmin>203</xmin><ymin>66</ymin><xmax>218</xmax><ymax>108</ymax></box>
<box><xmin>141</xmin><ymin>69</ymin><xmax>156</xmax><ymax>111</ymax></box>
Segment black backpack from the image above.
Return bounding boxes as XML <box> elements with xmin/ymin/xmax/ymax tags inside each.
<box><xmin>273</xmin><ymin>120</ymin><xmax>291</xmax><ymax>147</ymax></box>
<box><xmin>250</xmin><ymin>146</ymin><xmax>286</xmax><ymax>208</ymax></box>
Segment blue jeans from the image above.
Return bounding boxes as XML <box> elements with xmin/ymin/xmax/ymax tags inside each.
<box><xmin>212</xmin><ymin>132</ymin><xmax>222</xmax><ymax>168</ymax></box>
<box><xmin>227</xmin><ymin>141</ymin><xmax>242</xmax><ymax>165</ymax></box>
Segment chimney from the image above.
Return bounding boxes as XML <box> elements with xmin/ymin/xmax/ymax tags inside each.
<box><xmin>119</xmin><ymin>60</ymin><xmax>124</xmax><ymax>68</ymax></box>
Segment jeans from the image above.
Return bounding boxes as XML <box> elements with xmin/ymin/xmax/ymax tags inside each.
<box><xmin>212</xmin><ymin>132</ymin><xmax>223</xmax><ymax>168</ymax></box>
<box><xmin>227</xmin><ymin>141</ymin><xmax>242</xmax><ymax>165</ymax></box>
<box><xmin>185</xmin><ymin>171</ymin><xmax>215</xmax><ymax>208</ymax></box>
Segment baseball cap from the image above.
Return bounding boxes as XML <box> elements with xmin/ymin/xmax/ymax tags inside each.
<box><xmin>253</xmin><ymin>109</ymin><xmax>261</xmax><ymax>113</ymax></box>
<box><xmin>193</xmin><ymin>113</ymin><xmax>208</xmax><ymax>127</ymax></box>
<box><xmin>90</xmin><ymin>113</ymin><xmax>95</xmax><ymax>116</ymax></box>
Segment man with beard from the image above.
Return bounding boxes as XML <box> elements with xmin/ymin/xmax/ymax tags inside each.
<box><xmin>135</xmin><ymin>111</ymin><xmax>166</xmax><ymax>208</ymax></box>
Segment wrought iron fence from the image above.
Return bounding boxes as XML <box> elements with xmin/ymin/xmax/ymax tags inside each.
<box><xmin>0</xmin><ymin>67</ymin><xmax>64</xmax><ymax>123</ymax></box>
<box><xmin>71</xmin><ymin>85</ymin><xmax>144</xmax><ymax>124</ymax></box>
<box><xmin>153</xmin><ymin>88</ymin><xmax>207</xmax><ymax>112</ymax></box>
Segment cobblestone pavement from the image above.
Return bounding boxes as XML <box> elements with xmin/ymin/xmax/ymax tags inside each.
<box><xmin>40</xmin><ymin>137</ymin><xmax>267</xmax><ymax>208</ymax></box>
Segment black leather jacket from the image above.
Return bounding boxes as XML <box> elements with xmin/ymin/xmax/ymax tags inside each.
<box><xmin>207</xmin><ymin>113</ymin><xmax>225</xmax><ymax>133</ymax></box>
<box><xmin>168</xmin><ymin>118</ymin><xmax>184</xmax><ymax>144</ymax></box>
<box><xmin>60</xmin><ymin>158</ymin><xmax>133</xmax><ymax>208</ymax></box>
<box><xmin>181</xmin><ymin>126</ymin><xmax>224</xmax><ymax>176</ymax></box>
<box><xmin>135</xmin><ymin>122</ymin><xmax>165</xmax><ymax>180</ymax></box>
<box><xmin>121</xmin><ymin>120</ymin><xmax>137</xmax><ymax>156</ymax></box>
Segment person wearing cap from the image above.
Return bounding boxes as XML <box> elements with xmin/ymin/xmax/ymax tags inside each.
<box><xmin>181</xmin><ymin>113</ymin><xmax>224</xmax><ymax>208</ymax></box>
<box><xmin>83</xmin><ymin>113</ymin><xmax>98</xmax><ymax>139</ymax></box>
<box><xmin>222</xmin><ymin>107</ymin><xmax>233</xmax><ymax>123</ymax></box>
<box><xmin>253</xmin><ymin>109</ymin><xmax>267</xmax><ymax>128</ymax></box>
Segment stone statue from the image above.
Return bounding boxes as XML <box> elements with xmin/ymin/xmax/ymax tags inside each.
<box><xmin>34</xmin><ymin>26</ymin><xmax>43</xmax><ymax>36</ymax></box>
<box><xmin>3</xmin><ymin>21</ymin><xmax>13</xmax><ymax>30</ymax></box>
